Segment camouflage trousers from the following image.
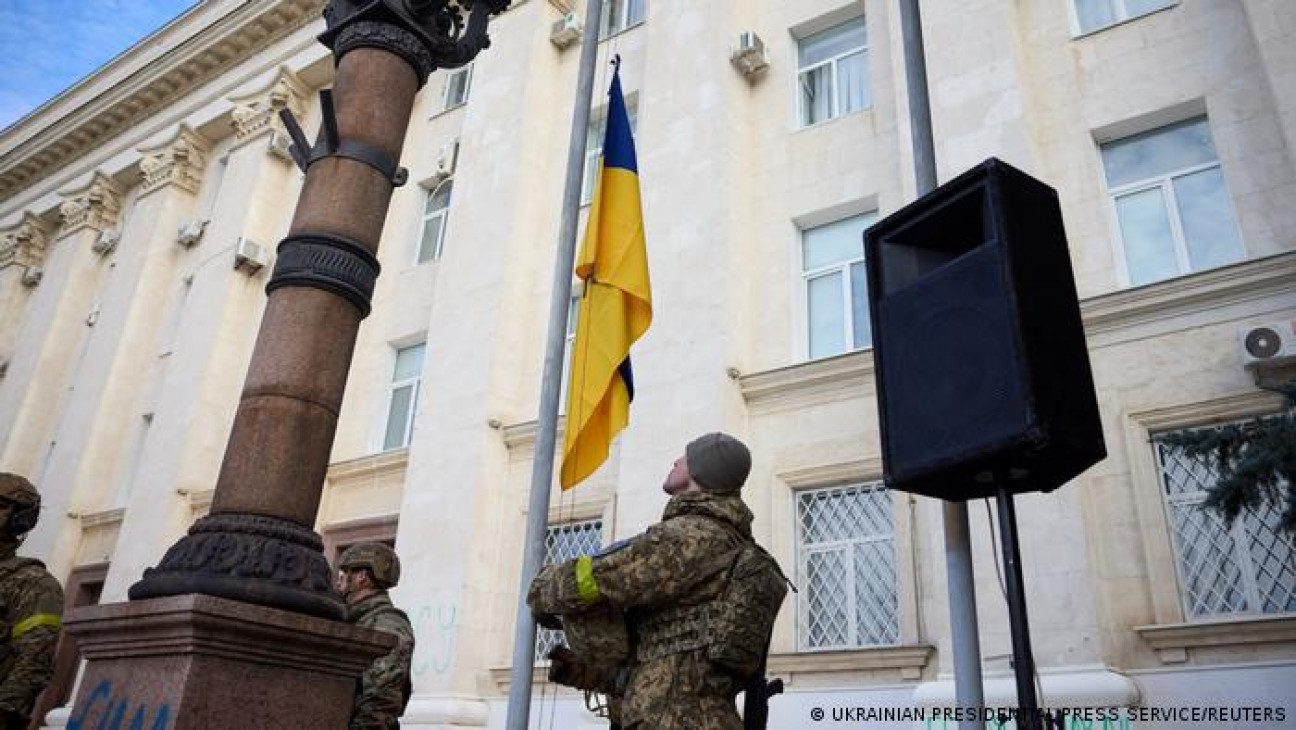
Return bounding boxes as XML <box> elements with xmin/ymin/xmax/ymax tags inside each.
<box><xmin>621</xmin><ymin>652</ymin><xmax>742</xmax><ymax>730</ymax></box>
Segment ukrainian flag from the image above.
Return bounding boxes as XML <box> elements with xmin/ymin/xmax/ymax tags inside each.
<box><xmin>560</xmin><ymin>62</ymin><xmax>652</xmax><ymax>489</ymax></box>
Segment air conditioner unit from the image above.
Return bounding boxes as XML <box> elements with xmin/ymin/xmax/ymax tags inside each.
<box><xmin>730</xmin><ymin>31</ymin><xmax>769</xmax><ymax>78</ymax></box>
<box><xmin>92</xmin><ymin>230</ymin><xmax>120</xmax><ymax>255</ymax></box>
<box><xmin>430</xmin><ymin>139</ymin><xmax>459</xmax><ymax>183</ymax></box>
<box><xmin>233</xmin><ymin>236</ymin><xmax>267</xmax><ymax>274</ymax></box>
<box><xmin>21</xmin><ymin>267</ymin><xmax>42</xmax><ymax>288</ymax></box>
<box><xmin>550</xmin><ymin>12</ymin><xmax>583</xmax><ymax>49</ymax></box>
<box><xmin>176</xmin><ymin>219</ymin><xmax>208</xmax><ymax>248</ymax></box>
<box><xmin>1240</xmin><ymin>320</ymin><xmax>1296</xmax><ymax>368</ymax></box>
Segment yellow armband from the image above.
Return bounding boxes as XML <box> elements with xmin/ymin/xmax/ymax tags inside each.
<box><xmin>574</xmin><ymin>555</ymin><xmax>601</xmax><ymax>605</ymax></box>
<box><xmin>12</xmin><ymin>613</ymin><xmax>61</xmax><ymax>639</ymax></box>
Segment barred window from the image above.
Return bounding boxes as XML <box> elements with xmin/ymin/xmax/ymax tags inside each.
<box><xmin>1155</xmin><ymin>424</ymin><xmax>1295</xmax><ymax>619</ymax></box>
<box><xmin>796</xmin><ymin>482</ymin><xmax>898</xmax><ymax>650</ymax></box>
<box><xmin>535</xmin><ymin>518</ymin><xmax>605</xmax><ymax>661</ymax></box>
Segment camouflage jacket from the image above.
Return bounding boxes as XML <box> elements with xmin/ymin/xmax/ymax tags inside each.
<box><xmin>532</xmin><ymin>491</ymin><xmax>757</xmax><ymax>730</ymax></box>
<box><xmin>346</xmin><ymin>591</ymin><xmax>415</xmax><ymax>730</ymax></box>
<box><xmin>0</xmin><ymin>541</ymin><xmax>63</xmax><ymax>726</ymax></box>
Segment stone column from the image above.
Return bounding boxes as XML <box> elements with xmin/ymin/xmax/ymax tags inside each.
<box><xmin>0</xmin><ymin>173</ymin><xmax>121</xmax><ymax>479</ymax></box>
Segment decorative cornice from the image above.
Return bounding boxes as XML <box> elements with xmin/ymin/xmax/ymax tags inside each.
<box><xmin>229</xmin><ymin>66</ymin><xmax>308</xmax><ymax>145</ymax></box>
<box><xmin>138</xmin><ymin>125</ymin><xmax>211</xmax><ymax>195</ymax></box>
<box><xmin>326</xmin><ymin>447</ymin><xmax>409</xmax><ymax>484</ymax></box>
<box><xmin>1080</xmin><ymin>251</ymin><xmax>1296</xmax><ymax>345</ymax></box>
<box><xmin>0</xmin><ymin>211</ymin><xmax>53</xmax><ymax>270</ymax></box>
<box><xmin>739</xmin><ymin>350</ymin><xmax>875</xmax><ymax>413</ymax></box>
<box><xmin>78</xmin><ymin>507</ymin><xmax>127</xmax><ymax>529</ymax></box>
<box><xmin>777</xmin><ymin>459</ymin><xmax>881</xmax><ymax>489</ymax></box>
<box><xmin>57</xmin><ymin>172</ymin><xmax>123</xmax><ymax>238</ymax></box>
<box><xmin>0</xmin><ymin>0</ymin><xmax>325</xmax><ymax>204</ymax></box>
<box><xmin>1135</xmin><ymin>615</ymin><xmax>1296</xmax><ymax>663</ymax></box>
<box><xmin>768</xmin><ymin>645</ymin><xmax>935</xmax><ymax>681</ymax></box>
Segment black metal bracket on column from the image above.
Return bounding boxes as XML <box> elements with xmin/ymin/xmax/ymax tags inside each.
<box><xmin>318</xmin><ymin>0</ymin><xmax>512</xmax><ymax>87</ymax></box>
<box><xmin>278</xmin><ymin>92</ymin><xmax>410</xmax><ymax>187</ymax></box>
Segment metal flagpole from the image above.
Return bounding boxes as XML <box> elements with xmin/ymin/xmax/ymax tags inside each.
<box><xmin>504</xmin><ymin>0</ymin><xmax>604</xmax><ymax>727</ymax></box>
<box><xmin>897</xmin><ymin>1</ymin><xmax>986</xmax><ymax>727</ymax></box>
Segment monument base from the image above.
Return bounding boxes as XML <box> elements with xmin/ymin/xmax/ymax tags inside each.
<box><xmin>61</xmin><ymin>594</ymin><xmax>393</xmax><ymax>729</ymax></box>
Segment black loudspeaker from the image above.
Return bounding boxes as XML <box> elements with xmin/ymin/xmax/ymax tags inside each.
<box><xmin>865</xmin><ymin>158</ymin><xmax>1105</xmax><ymax>501</ymax></box>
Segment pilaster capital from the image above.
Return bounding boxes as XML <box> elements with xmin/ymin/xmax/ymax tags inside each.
<box><xmin>0</xmin><ymin>211</ymin><xmax>54</xmax><ymax>271</ymax></box>
<box><xmin>229</xmin><ymin>66</ymin><xmax>308</xmax><ymax>149</ymax></box>
<box><xmin>138</xmin><ymin>125</ymin><xmax>212</xmax><ymax>195</ymax></box>
<box><xmin>57</xmin><ymin>172</ymin><xmax>124</xmax><ymax>238</ymax></box>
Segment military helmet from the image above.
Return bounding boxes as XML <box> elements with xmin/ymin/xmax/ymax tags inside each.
<box><xmin>0</xmin><ymin>473</ymin><xmax>41</xmax><ymax>535</ymax></box>
<box><xmin>338</xmin><ymin>542</ymin><xmax>401</xmax><ymax>589</ymax></box>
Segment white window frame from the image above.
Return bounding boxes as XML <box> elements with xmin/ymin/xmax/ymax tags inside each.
<box><xmin>1100</xmin><ymin>118</ymin><xmax>1244</xmax><ymax>288</ymax></box>
<box><xmin>1069</xmin><ymin>0</ymin><xmax>1177</xmax><ymax>37</ymax></box>
<box><xmin>417</xmin><ymin>179</ymin><xmax>453</xmax><ymax>264</ymax></box>
<box><xmin>600</xmin><ymin>0</ymin><xmax>646</xmax><ymax>39</ymax></box>
<box><xmin>442</xmin><ymin>65</ymin><xmax>472</xmax><ymax>111</ymax></box>
<box><xmin>799</xmin><ymin>212</ymin><xmax>876</xmax><ymax>361</ymax></box>
<box><xmin>1153</xmin><ymin>421</ymin><xmax>1295</xmax><ymax>620</ymax></box>
<box><xmin>795</xmin><ymin>17</ymin><xmax>868</xmax><ymax>129</ymax></box>
<box><xmin>381</xmin><ymin>343</ymin><xmax>425</xmax><ymax>452</ymax></box>
<box><xmin>794</xmin><ymin>481</ymin><xmax>899</xmax><ymax>651</ymax></box>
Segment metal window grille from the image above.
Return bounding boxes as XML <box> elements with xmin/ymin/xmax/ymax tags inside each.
<box><xmin>796</xmin><ymin>482</ymin><xmax>898</xmax><ymax>649</ymax></box>
<box><xmin>535</xmin><ymin>518</ymin><xmax>605</xmax><ymax>661</ymax></box>
<box><xmin>1155</xmin><ymin>424</ymin><xmax>1296</xmax><ymax>619</ymax></box>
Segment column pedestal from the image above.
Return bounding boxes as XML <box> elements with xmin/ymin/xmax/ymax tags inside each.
<box><xmin>62</xmin><ymin>594</ymin><xmax>392</xmax><ymax>729</ymax></box>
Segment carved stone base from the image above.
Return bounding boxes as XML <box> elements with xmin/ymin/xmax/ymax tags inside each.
<box><xmin>129</xmin><ymin>512</ymin><xmax>344</xmax><ymax>619</ymax></box>
<box><xmin>62</xmin><ymin>594</ymin><xmax>393</xmax><ymax>730</ymax></box>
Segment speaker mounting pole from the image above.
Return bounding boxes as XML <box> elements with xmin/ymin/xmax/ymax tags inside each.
<box><xmin>995</xmin><ymin>483</ymin><xmax>1042</xmax><ymax>730</ymax></box>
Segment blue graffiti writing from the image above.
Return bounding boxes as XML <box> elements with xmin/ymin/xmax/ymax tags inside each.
<box><xmin>68</xmin><ymin>680</ymin><xmax>172</xmax><ymax>730</ymax></box>
<box><xmin>410</xmin><ymin>600</ymin><xmax>458</xmax><ymax>676</ymax></box>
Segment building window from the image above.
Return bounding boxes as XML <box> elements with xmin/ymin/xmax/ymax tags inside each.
<box><xmin>1154</xmin><ymin>425</ymin><xmax>1295</xmax><ymax>619</ymax></box>
<box><xmin>443</xmin><ymin>65</ymin><xmax>472</xmax><ymax>111</ymax></box>
<box><xmin>601</xmin><ymin>0</ymin><xmax>645</xmax><ymax>38</ymax></box>
<box><xmin>582</xmin><ymin>103</ymin><xmax>639</xmax><ymax>205</ymax></box>
<box><xmin>536</xmin><ymin>518</ymin><xmax>605</xmax><ymax>661</ymax></box>
<box><xmin>797</xmin><ymin>16</ymin><xmax>868</xmax><ymax>127</ymax></box>
<box><xmin>382</xmin><ymin>343</ymin><xmax>425</xmax><ymax>451</ymax></box>
<box><xmin>796</xmin><ymin>482</ymin><xmax>898</xmax><ymax>650</ymax></box>
<box><xmin>418</xmin><ymin>180</ymin><xmax>453</xmax><ymax>263</ymax></box>
<box><xmin>802</xmin><ymin>212</ymin><xmax>877</xmax><ymax>359</ymax></box>
<box><xmin>1100</xmin><ymin>117</ymin><xmax>1244</xmax><ymax>287</ymax></box>
<box><xmin>1073</xmin><ymin>0</ymin><xmax>1174</xmax><ymax>35</ymax></box>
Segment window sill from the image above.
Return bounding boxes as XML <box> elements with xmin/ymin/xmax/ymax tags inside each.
<box><xmin>769</xmin><ymin>645</ymin><xmax>935</xmax><ymax>682</ymax></box>
<box><xmin>1070</xmin><ymin>3</ymin><xmax>1177</xmax><ymax>40</ymax></box>
<box><xmin>600</xmin><ymin>19</ymin><xmax>646</xmax><ymax>43</ymax></box>
<box><xmin>739</xmin><ymin>349</ymin><xmax>874</xmax><ymax>413</ymax></box>
<box><xmin>795</xmin><ymin>107</ymin><xmax>871</xmax><ymax>134</ymax></box>
<box><xmin>1134</xmin><ymin>614</ymin><xmax>1296</xmax><ymax>664</ymax></box>
<box><xmin>430</xmin><ymin>102</ymin><xmax>467</xmax><ymax>120</ymax></box>
<box><xmin>488</xmin><ymin>664</ymin><xmax>582</xmax><ymax>694</ymax></box>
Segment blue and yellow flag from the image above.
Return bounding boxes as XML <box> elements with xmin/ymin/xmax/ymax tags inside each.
<box><xmin>560</xmin><ymin>62</ymin><xmax>652</xmax><ymax>489</ymax></box>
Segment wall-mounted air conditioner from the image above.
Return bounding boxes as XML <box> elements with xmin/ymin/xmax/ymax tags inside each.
<box><xmin>1240</xmin><ymin>320</ymin><xmax>1296</xmax><ymax>369</ymax></box>
<box><xmin>234</xmin><ymin>236</ymin><xmax>268</xmax><ymax>275</ymax></box>
<box><xmin>177</xmin><ymin>219</ymin><xmax>208</xmax><ymax>248</ymax></box>
<box><xmin>730</xmin><ymin>31</ymin><xmax>769</xmax><ymax>78</ymax></box>
<box><xmin>551</xmin><ymin>12</ymin><xmax>583</xmax><ymax>50</ymax></box>
<box><xmin>92</xmin><ymin>230</ymin><xmax>120</xmax><ymax>255</ymax></box>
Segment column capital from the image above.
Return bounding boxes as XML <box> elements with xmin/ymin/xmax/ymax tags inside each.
<box><xmin>229</xmin><ymin>66</ymin><xmax>308</xmax><ymax>151</ymax></box>
<box><xmin>57</xmin><ymin>172</ymin><xmax>124</xmax><ymax>238</ymax></box>
<box><xmin>138</xmin><ymin>125</ymin><xmax>211</xmax><ymax>195</ymax></box>
<box><xmin>0</xmin><ymin>212</ymin><xmax>54</xmax><ymax>276</ymax></box>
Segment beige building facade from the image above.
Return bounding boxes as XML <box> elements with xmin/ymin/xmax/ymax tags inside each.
<box><xmin>1</xmin><ymin>0</ymin><xmax>1293</xmax><ymax>727</ymax></box>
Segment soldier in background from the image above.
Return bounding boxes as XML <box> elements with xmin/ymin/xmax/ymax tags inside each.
<box><xmin>336</xmin><ymin>542</ymin><xmax>416</xmax><ymax>730</ymax></box>
<box><xmin>0</xmin><ymin>473</ymin><xmax>63</xmax><ymax>730</ymax></box>
<box><xmin>530</xmin><ymin>433</ymin><xmax>781</xmax><ymax>730</ymax></box>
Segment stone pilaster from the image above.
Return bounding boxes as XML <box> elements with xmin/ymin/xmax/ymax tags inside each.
<box><xmin>138</xmin><ymin>126</ymin><xmax>211</xmax><ymax>196</ymax></box>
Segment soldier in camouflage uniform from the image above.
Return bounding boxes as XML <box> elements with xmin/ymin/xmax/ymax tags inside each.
<box><xmin>0</xmin><ymin>473</ymin><xmax>63</xmax><ymax>730</ymax></box>
<box><xmin>530</xmin><ymin>433</ymin><xmax>767</xmax><ymax>730</ymax></box>
<box><xmin>336</xmin><ymin>542</ymin><xmax>415</xmax><ymax>730</ymax></box>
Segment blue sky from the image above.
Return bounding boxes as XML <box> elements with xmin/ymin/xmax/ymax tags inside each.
<box><xmin>0</xmin><ymin>0</ymin><xmax>197</xmax><ymax>130</ymax></box>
